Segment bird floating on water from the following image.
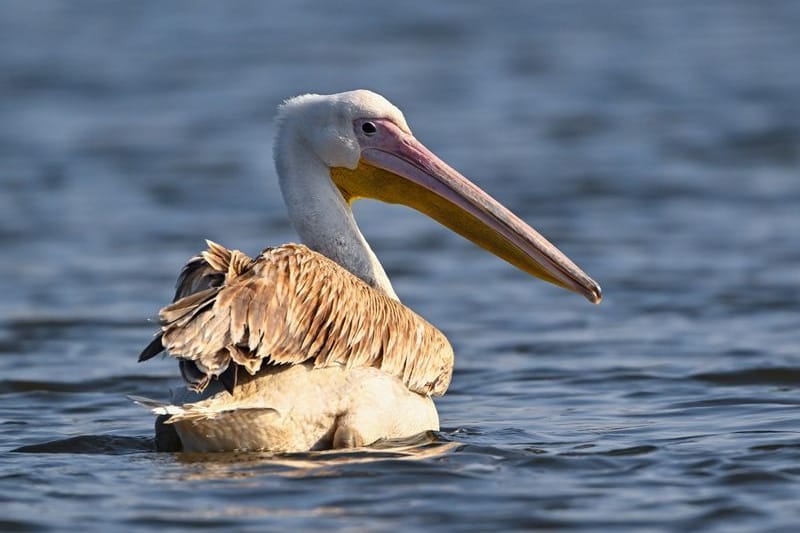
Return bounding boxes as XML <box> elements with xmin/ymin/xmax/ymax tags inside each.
<box><xmin>136</xmin><ymin>90</ymin><xmax>601</xmax><ymax>453</ymax></box>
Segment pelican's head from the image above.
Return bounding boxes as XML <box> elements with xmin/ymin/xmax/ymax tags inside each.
<box><xmin>275</xmin><ymin>90</ymin><xmax>602</xmax><ymax>303</ymax></box>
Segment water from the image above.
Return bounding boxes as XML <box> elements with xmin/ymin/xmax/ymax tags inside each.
<box><xmin>1</xmin><ymin>1</ymin><xmax>799</xmax><ymax>530</ymax></box>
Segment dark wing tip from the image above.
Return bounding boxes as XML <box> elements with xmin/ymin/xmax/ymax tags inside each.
<box><xmin>179</xmin><ymin>359</ymin><xmax>211</xmax><ymax>392</ymax></box>
<box><xmin>218</xmin><ymin>364</ymin><xmax>239</xmax><ymax>395</ymax></box>
<box><xmin>173</xmin><ymin>256</ymin><xmax>225</xmax><ymax>302</ymax></box>
<box><xmin>138</xmin><ymin>333</ymin><xmax>165</xmax><ymax>362</ymax></box>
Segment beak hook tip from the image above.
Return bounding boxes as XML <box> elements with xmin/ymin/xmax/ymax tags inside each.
<box><xmin>587</xmin><ymin>284</ymin><xmax>603</xmax><ymax>304</ymax></box>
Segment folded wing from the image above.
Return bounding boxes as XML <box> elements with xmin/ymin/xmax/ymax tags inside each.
<box><xmin>140</xmin><ymin>242</ymin><xmax>454</xmax><ymax>396</ymax></box>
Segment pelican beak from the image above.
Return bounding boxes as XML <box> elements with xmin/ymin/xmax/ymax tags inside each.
<box><xmin>330</xmin><ymin>118</ymin><xmax>602</xmax><ymax>303</ymax></box>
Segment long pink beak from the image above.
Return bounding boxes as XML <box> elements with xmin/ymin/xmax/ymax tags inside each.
<box><xmin>350</xmin><ymin>118</ymin><xmax>602</xmax><ymax>304</ymax></box>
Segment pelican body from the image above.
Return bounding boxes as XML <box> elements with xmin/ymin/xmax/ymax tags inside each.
<box><xmin>138</xmin><ymin>90</ymin><xmax>601</xmax><ymax>453</ymax></box>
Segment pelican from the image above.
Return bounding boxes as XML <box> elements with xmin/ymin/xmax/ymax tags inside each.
<box><xmin>137</xmin><ymin>90</ymin><xmax>601</xmax><ymax>453</ymax></box>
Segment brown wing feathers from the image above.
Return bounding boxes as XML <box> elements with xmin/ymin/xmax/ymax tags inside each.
<box><xmin>139</xmin><ymin>242</ymin><xmax>454</xmax><ymax>396</ymax></box>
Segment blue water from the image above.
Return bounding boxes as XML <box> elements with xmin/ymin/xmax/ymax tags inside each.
<box><xmin>1</xmin><ymin>1</ymin><xmax>799</xmax><ymax>531</ymax></box>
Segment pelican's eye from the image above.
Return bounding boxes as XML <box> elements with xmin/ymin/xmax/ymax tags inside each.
<box><xmin>361</xmin><ymin>121</ymin><xmax>378</xmax><ymax>136</ymax></box>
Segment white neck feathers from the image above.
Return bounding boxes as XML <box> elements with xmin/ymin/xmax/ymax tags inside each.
<box><xmin>274</xmin><ymin>124</ymin><xmax>398</xmax><ymax>300</ymax></box>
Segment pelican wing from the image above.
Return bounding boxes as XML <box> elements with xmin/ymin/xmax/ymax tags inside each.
<box><xmin>173</xmin><ymin>253</ymin><xmax>227</xmax><ymax>300</ymax></box>
<box><xmin>141</xmin><ymin>242</ymin><xmax>453</xmax><ymax>396</ymax></box>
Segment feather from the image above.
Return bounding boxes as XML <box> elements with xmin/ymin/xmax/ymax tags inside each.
<box><xmin>138</xmin><ymin>332</ymin><xmax>164</xmax><ymax>362</ymax></box>
<box><xmin>141</xmin><ymin>243</ymin><xmax>454</xmax><ymax>396</ymax></box>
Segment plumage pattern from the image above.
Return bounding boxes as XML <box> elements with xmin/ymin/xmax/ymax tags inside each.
<box><xmin>152</xmin><ymin>242</ymin><xmax>454</xmax><ymax>397</ymax></box>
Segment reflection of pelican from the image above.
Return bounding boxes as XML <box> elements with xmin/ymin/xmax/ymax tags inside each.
<box><xmin>137</xmin><ymin>90</ymin><xmax>601</xmax><ymax>453</ymax></box>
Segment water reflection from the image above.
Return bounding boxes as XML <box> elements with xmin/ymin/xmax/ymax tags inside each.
<box><xmin>173</xmin><ymin>436</ymin><xmax>460</xmax><ymax>481</ymax></box>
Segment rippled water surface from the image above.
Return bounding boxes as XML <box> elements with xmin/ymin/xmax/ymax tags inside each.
<box><xmin>2</xmin><ymin>1</ymin><xmax>799</xmax><ymax>531</ymax></box>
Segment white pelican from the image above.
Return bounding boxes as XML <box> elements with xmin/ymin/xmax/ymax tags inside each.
<box><xmin>137</xmin><ymin>90</ymin><xmax>601</xmax><ymax>453</ymax></box>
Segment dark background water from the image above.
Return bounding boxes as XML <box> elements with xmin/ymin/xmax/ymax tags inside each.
<box><xmin>1</xmin><ymin>1</ymin><xmax>799</xmax><ymax>531</ymax></box>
